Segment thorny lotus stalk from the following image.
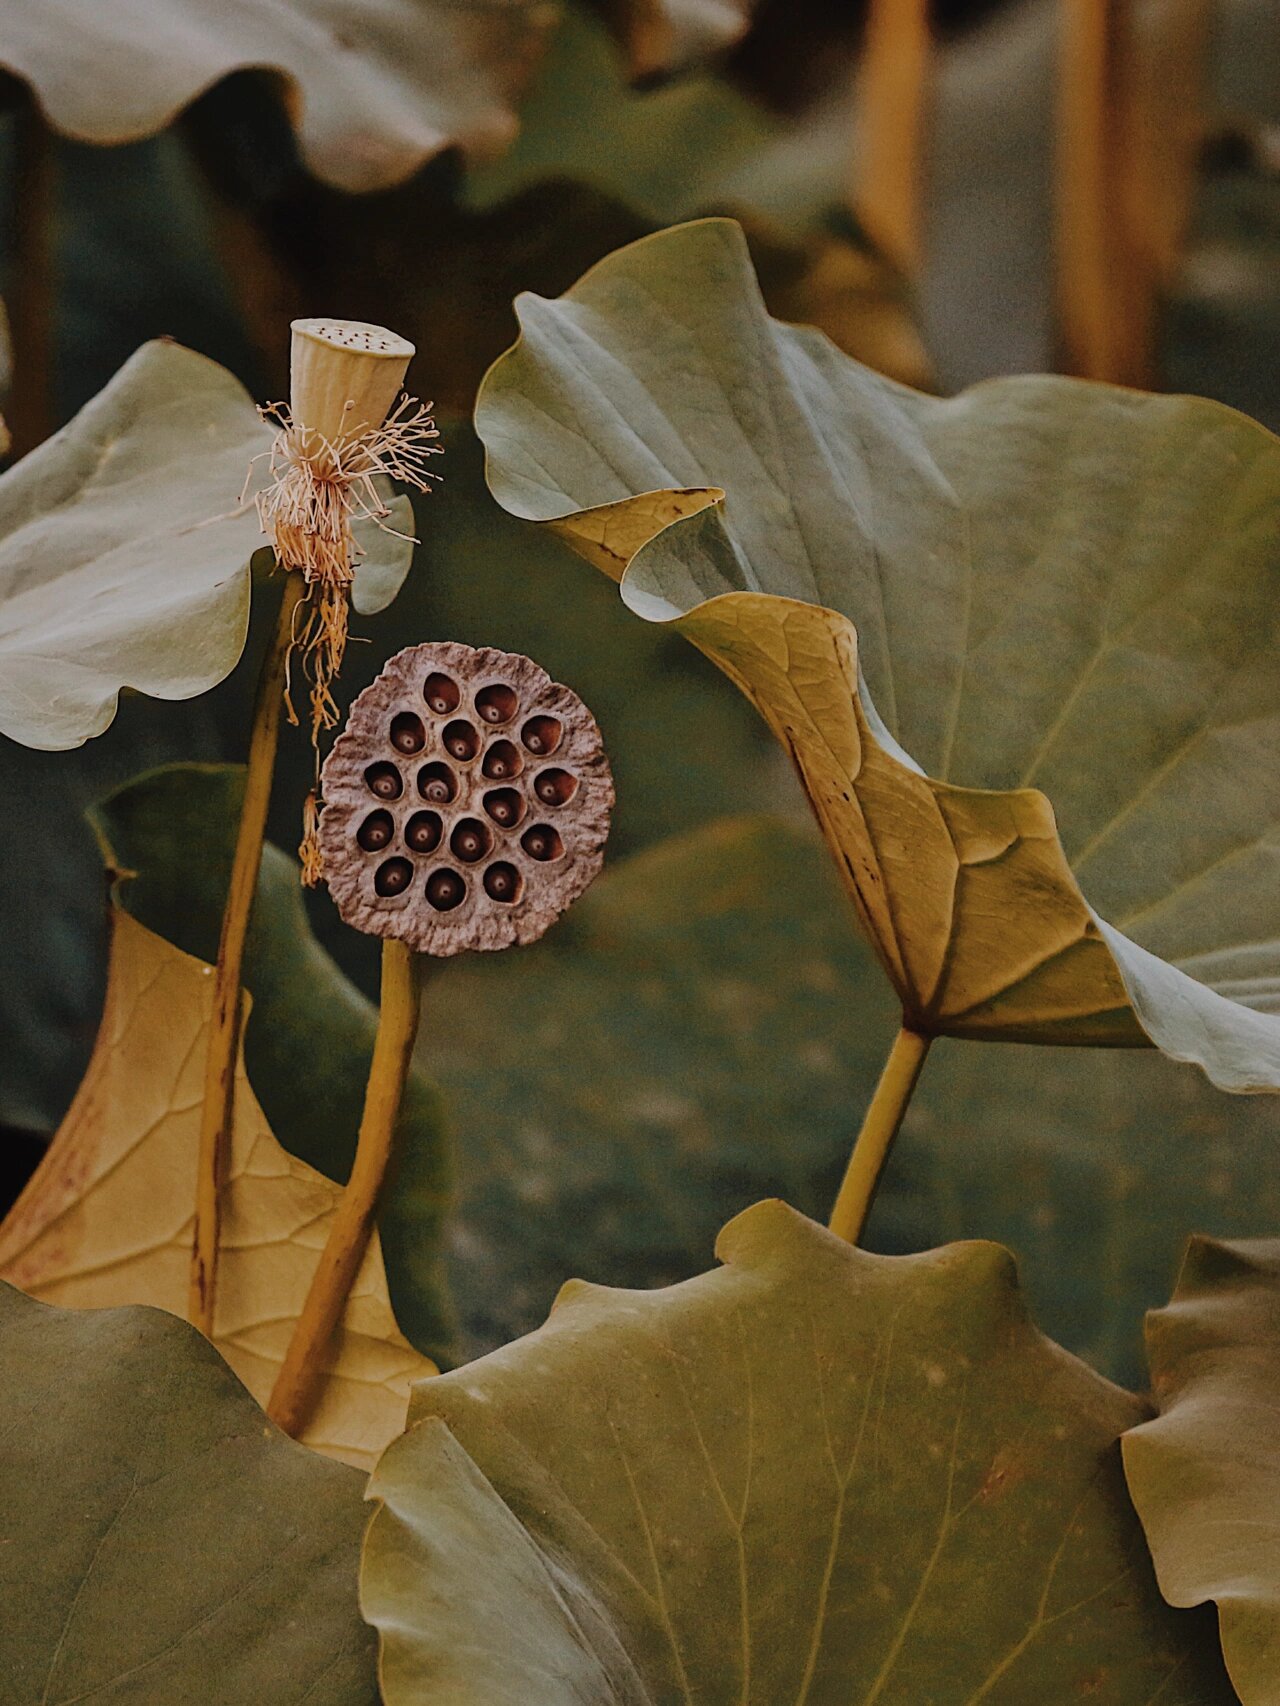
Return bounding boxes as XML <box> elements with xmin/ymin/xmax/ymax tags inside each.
<box><xmin>828</xmin><ymin>1025</ymin><xmax>932</xmax><ymax>1245</ymax></box>
<box><xmin>267</xmin><ymin>938</ymin><xmax>421</xmax><ymax>1436</ymax></box>
<box><xmin>190</xmin><ymin>317</ymin><xmax>435</xmax><ymax>1339</ymax></box>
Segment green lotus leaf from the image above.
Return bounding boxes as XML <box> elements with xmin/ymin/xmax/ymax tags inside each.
<box><xmin>475</xmin><ymin>216</ymin><xmax>1280</xmax><ymax>1092</ymax></box>
<box><xmin>0</xmin><ymin>1280</ymin><xmax>377</xmax><ymax>1704</ymax></box>
<box><xmin>1124</xmin><ymin>1236</ymin><xmax>1280</xmax><ymax>1706</ymax></box>
<box><xmin>0</xmin><ymin>0</ymin><xmax>553</xmax><ymax>193</ymax></box>
<box><xmin>0</xmin><ymin>339</ymin><xmax>412</xmax><ymax>752</ymax></box>
<box><xmin>364</xmin><ymin>1200</ymin><xmax>1233</xmax><ymax>1703</ymax></box>
<box><xmin>422</xmin><ymin>813</ymin><xmax>1280</xmax><ymax>1382</ymax></box>
<box><xmin>89</xmin><ymin>760</ymin><xmax>456</xmax><ymax>1366</ymax></box>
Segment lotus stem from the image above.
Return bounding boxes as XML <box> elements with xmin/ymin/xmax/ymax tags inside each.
<box><xmin>828</xmin><ymin>1025</ymin><xmax>932</xmax><ymax>1245</ymax></box>
<box><xmin>189</xmin><ymin>572</ymin><xmax>306</xmax><ymax>1335</ymax></box>
<box><xmin>850</xmin><ymin>0</ymin><xmax>932</xmax><ymax>277</ymax></box>
<box><xmin>267</xmin><ymin>939</ymin><xmax>421</xmax><ymax>1438</ymax></box>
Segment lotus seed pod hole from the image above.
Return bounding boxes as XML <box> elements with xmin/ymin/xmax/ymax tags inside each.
<box><xmin>444</xmin><ymin>720</ymin><xmax>480</xmax><ymax>762</ymax></box>
<box><xmin>405</xmin><ymin>811</ymin><xmax>443</xmax><ymax>854</ymax></box>
<box><xmin>475</xmin><ymin>683</ymin><xmax>519</xmax><ymax>725</ymax></box>
<box><xmin>364</xmin><ymin>762</ymin><xmax>403</xmax><ymax>801</ymax></box>
<box><xmin>522</xmin><ymin>824</ymin><xmax>565</xmax><ymax>862</ymax></box>
<box><xmin>482</xmin><ymin>739</ymin><xmax>523</xmax><ymax>780</ymax></box>
<box><xmin>423</xmin><ymin>673</ymin><xmax>461</xmax><ymax>716</ymax></box>
<box><xmin>521</xmin><ymin>715</ymin><xmax>562</xmax><ymax>756</ymax></box>
<box><xmin>451</xmin><ymin>819</ymin><xmax>493</xmax><ymax>864</ymax></box>
<box><xmin>374</xmin><ymin>857</ymin><xmax>414</xmax><ymax>897</ymax></box>
<box><xmin>484</xmin><ymin>862</ymin><xmax>523</xmax><ymax>903</ymax></box>
<box><xmin>426</xmin><ymin>868</ymin><xmax>467</xmax><ymax>911</ymax></box>
<box><xmin>417</xmin><ymin>762</ymin><xmax>458</xmax><ymax>805</ymax></box>
<box><xmin>357</xmin><ymin>810</ymin><xmax>395</xmax><ymax>852</ymax></box>
<box><xmin>534</xmin><ymin>768</ymin><xmax>578</xmax><ymax>807</ymax></box>
<box><xmin>483</xmin><ymin>787</ymin><xmax>525</xmax><ymax>829</ymax></box>
<box><xmin>389</xmin><ymin>712</ymin><xmax>426</xmax><ymax>754</ymax></box>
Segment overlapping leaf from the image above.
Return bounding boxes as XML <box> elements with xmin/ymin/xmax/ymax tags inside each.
<box><xmin>1124</xmin><ymin>1236</ymin><xmax>1280</xmax><ymax>1706</ymax></box>
<box><xmin>364</xmin><ymin>1200</ymin><xmax>1234</xmax><ymax>1703</ymax></box>
<box><xmin>476</xmin><ymin>216</ymin><xmax>1280</xmax><ymax>1091</ymax></box>
<box><xmin>0</xmin><ymin>1281</ymin><xmax>377</xmax><ymax>1705</ymax></box>
<box><xmin>0</xmin><ymin>898</ymin><xmax>434</xmax><ymax>1469</ymax></box>
<box><xmin>0</xmin><ymin>339</ymin><xmax>411</xmax><ymax>751</ymax></box>
<box><xmin>0</xmin><ymin>0</ymin><xmax>553</xmax><ymax>193</ymax></box>
<box><xmin>422</xmin><ymin>813</ymin><xmax>1280</xmax><ymax>1380</ymax></box>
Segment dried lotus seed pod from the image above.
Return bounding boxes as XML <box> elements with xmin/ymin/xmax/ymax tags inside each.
<box><xmin>318</xmin><ymin>641</ymin><xmax>614</xmax><ymax>955</ymax></box>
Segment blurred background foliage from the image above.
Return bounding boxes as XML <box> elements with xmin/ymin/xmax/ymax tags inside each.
<box><xmin>0</xmin><ymin>0</ymin><xmax>1277</xmax><ymax>1381</ymax></box>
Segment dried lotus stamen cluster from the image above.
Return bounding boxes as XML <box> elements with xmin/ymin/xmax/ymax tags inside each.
<box><xmin>318</xmin><ymin>642</ymin><xmax>614</xmax><ymax>954</ymax></box>
<box><xmin>254</xmin><ymin>318</ymin><xmax>442</xmax><ymax>740</ymax></box>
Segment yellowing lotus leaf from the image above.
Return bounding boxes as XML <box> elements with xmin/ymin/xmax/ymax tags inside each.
<box><xmin>0</xmin><ymin>339</ymin><xmax>412</xmax><ymax>751</ymax></box>
<box><xmin>0</xmin><ymin>0</ymin><xmax>554</xmax><ymax>193</ymax></box>
<box><xmin>475</xmin><ymin>217</ymin><xmax>1280</xmax><ymax>1092</ymax></box>
<box><xmin>0</xmin><ymin>902</ymin><xmax>434</xmax><ymax>1469</ymax></box>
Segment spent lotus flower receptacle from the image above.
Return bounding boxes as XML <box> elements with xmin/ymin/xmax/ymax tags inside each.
<box><xmin>254</xmin><ymin>317</ymin><xmax>442</xmax><ymax>743</ymax></box>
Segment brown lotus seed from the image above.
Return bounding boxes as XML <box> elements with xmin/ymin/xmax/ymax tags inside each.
<box><xmin>405</xmin><ymin>810</ymin><xmax>443</xmax><ymax>854</ymax></box>
<box><xmin>375</xmin><ymin>857</ymin><xmax>414</xmax><ymax>896</ymax></box>
<box><xmin>426</xmin><ymin>868</ymin><xmax>466</xmax><ymax>911</ymax></box>
<box><xmin>475</xmin><ymin>683</ymin><xmax>519</xmax><ymax>725</ymax></box>
<box><xmin>444</xmin><ymin>719</ymin><xmax>480</xmax><ymax>762</ymax></box>
<box><xmin>417</xmin><ymin>761</ymin><xmax>457</xmax><ymax>804</ymax></box>
<box><xmin>484</xmin><ymin>862</ymin><xmax>523</xmax><ymax>903</ymax></box>
<box><xmin>482</xmin><ymin>739</ymin><xmax>523</xmax><ymax>780</ymax></box>
<box><xmin>389</xmin><ymin>711</ymin><xmax>426</xmax><ymax>754</ymax></box>
<box><xmin>365</xmin><ymin>762</ymin><xmax>403</xmax><ymax>800</ymax></box>
<box><xmin>521</xmin><ymin>715</ymin><xmax>562</xmax><ymax>756</ymax></box>
<box><xmin>357</xmin><ymin>809</ymin><xmax>395</xmax><ymax>851</ymax></box>
<box><xmin>483</xmin><ymin>787</ymin><xmax>524</xmax><ymax>829</ymax></box>
<box><xmin>423</xmin><ymin>672</ymin><xmax>461</xmax><ymax>715</ymax></box>
<box><xmin>450</xmin><ymin>818</ymin><xmax>493</xmax><ymax>864</ymax></box>
<box><xmin>533</xmin><ymin>767</ymin><xmax>577</xmax><ymax>807</ymax></box>
<box><xmin>521</xmin><ymin>824</ymin><xmax>564</xmax><ymax>862</ymax></box>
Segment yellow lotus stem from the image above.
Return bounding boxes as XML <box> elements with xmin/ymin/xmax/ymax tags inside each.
<box><xmin>1055</xmin><ymin>0</ymin><xmax>1165</xmax><ymax>387</ymax></box>
<box><xmin>829</xmin><ymin>1025</ymin><xmax>932</xmax><ymax>1245</ymax></box>
<box><xmin>267</xmin><ymin>939</ymin><xmax>421</xmax><ymax>1438</ymax></box>
<box><xmin>850</xmin><ymin>0</ymin><xmax>932</xmax><ymax>277</ymax></box>
<box><xmin>189</xmin><ymin>573</ymin><xmax>306</xmax><ymax>1334</ymax></box>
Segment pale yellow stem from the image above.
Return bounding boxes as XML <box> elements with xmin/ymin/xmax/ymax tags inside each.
<box><xmin>829</xmin><ymin>1026</ymin><xmax>932</xmax><ymax>1245</ymax></box>
<box><xmin>850</xmin><ymin>0</ymin><xmax>933</xmax><ymax>277</ymax></box>
<box><xmin>267</xmin><ymin>939</ymin><xmax>421</xmax><ymax>1438</ymax></box>
<box><xmin>189</xmin><ymin>573</ymin><xmax>306</xmax><ymax>1335</ymax></box>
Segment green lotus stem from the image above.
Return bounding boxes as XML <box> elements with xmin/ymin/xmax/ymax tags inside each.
<box><xmin>189</xmin><ymin>573</ymin><xmax>306</xmax><ymax>1336</ymax></box>
<box><xmin>828</xmin><ymin>1025</ymin><xmax>932</xmax><ymax>1245</ymax></box>
<box><xmin>267</xmin><ymin>939</ymin><xmax>421</xmax><ymax>1438</ymax></box>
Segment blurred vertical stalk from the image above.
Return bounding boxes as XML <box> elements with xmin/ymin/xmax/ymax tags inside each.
<box><xmin>7</xmin><ymin>97</ymin><xmax>54</xmax><ymax>458</ymax></box>
<box><xmin>1056</xmin><ymin>0</ymin><xmax>1209</xmax><ymax>387</ymax></box>
<box><xmin>850</xmin><ymin>0</ymin><xmax>933</xmax><ymax>278</ymax></box>
<box><xmin>268</xmin><ymin>940</ymin><xmax>421</xmax><ymax>1438</ymax></box>
<box><xmin>188</xmin><ymin>572</ymin><xmax>304</xmax><ymax>1335</ymax></box>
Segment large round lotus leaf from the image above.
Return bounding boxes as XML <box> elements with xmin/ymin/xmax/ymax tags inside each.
<box><xmin>1124</xmin><ymin>1236</ymin><xmax>1280</xmax><ymax>1706</ymax></box>
<box><xmin>0</xmin><ymin>339</ymin><xmax>412</xmax><ymax>751</ymax></box>
<box><xmin>475</xmin><ymin>216</ymin><xmax>1280</xmax><ymax>1092</ymax></box>
<box><xmin>363</xmin><ymin>1200</ymin><xmax>1233</xmax><ymax>1704</ymax></box>
<box><xmin>0</xmin><ymin>1280</ymin><xmax>377</xmax><ymax>1704</ymax></box>
<box><xmin>422</xmin><ymin>813</ymin><xmax>1280</xmax><ymax>1382</ymax></box>
<box><xmin>0</xmin><ymin>0</ymin><xmax>552</xmax><ymax>193</ymax></box>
